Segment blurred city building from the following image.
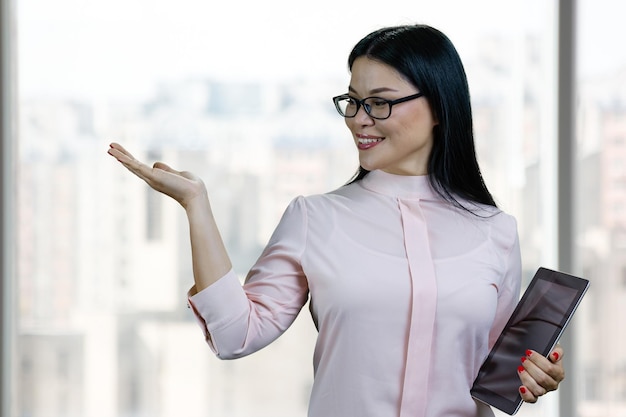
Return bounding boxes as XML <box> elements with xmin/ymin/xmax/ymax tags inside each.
<box><xmin>15</xmin><ymin>33</ymin><xmax>626</xmax><ymax>417</ymax></box>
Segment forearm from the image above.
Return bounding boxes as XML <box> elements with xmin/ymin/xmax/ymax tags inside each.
<box><xmin>106</xmin><ymin>142</ymin><xmax>231</xmax><ymax>290</ymax></box>
<box><xmin>185</xmin><ymin>195</ymin><xmax>233</xmax><ymax>293</ymax></box>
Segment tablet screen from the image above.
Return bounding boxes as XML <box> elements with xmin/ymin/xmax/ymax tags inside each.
<box><xmin>470</xmin><ymin>267</ymin><xmax>589</xmax><ymax>415</ymax></box>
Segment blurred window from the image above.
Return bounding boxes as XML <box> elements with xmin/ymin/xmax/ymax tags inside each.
<box><xmin>6</xmin><ymin>0</ymin><xmax>625</xmax><ymax>416</ymax></box>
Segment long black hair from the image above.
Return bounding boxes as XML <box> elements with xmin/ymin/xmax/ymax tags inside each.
<box><xmin>347</xmin><ymin>24</ymin><xmax>496</xmax><ymax>208</ymax></box>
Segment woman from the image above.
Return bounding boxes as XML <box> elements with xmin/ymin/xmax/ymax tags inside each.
<box><xmin>108</xmin><ymin>24</ymin><xmax>564</xmax><ymax>417</ymax></box>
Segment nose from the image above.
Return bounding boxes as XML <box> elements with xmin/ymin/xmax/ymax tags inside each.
<box><xmin>353</xmin><ymin>104</ymin><xmax>374</xmax><ymax>125</ymax></box>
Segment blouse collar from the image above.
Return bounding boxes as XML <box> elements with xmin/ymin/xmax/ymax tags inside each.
<box><xmin>359</xmin><ymin>170</ymin><xmax>439</xmax><ymax>200</ymax></box>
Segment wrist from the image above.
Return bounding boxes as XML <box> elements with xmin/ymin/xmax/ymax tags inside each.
<box><xmin>184</xmin><ymin>192</ymin><xmax>211</xmax><ymax>216</ymax></box>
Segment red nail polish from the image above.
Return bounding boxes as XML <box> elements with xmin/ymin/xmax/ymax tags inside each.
<box><xmin>526</xmin><ymin>349</ymin><xmax>532</xmax><ymax>357</ymax></box>
<box><xmin>520</xmin><ymin>387</ymin><xmax>527</xmax><ymax>394</ymax></box>
<box><xmin>518</xmin><ymin>365</ymin><xmax>525</xmax><ymax>373</ymax></box>
<box><xmin>552</xmin><ymin>351</ymin><xmax>560</xmax><ymax>361</ymax></box>
<box><xmin>521</xmin><ymin>356</ymin><xmax>527</xmax><ymax>363</ymax></box>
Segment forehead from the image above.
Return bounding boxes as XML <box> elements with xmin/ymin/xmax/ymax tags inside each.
<box><xmin>349</xmin><ymin>57</ymin><xmax>415</xmax><ymax>94</ymax></box>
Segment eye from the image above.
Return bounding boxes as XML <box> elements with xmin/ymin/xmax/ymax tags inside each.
<box><xmin>367</xmin><ymin>98</ymin><xmax>388</xmax><ymax>107</ymax></box>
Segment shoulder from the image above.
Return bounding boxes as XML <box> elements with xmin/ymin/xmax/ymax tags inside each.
<box><xmin>485</xmin><ymin>208</ymin><xmax>519</xmax><ymax>255</ymax></box>
<box><xmin>459</xmin><ymin>199</ymin><xmax>517</xmax><ymax>231</ymax></box>
<box><xmin>452</xmin><ymin>200</ymin><xmax>519</xmax><ymax>251</ymax></box>
<box><xmin>457</xmin><ymin>204</ymin><xmax>520</xmax><ymax>282</ymax></box>
<box><xmin>295</xmin><ymin>181</ymin><xmax>363</xmax><ymax>210</ymax></box>
<box><xmin>282</xmin><ymin>182</ymin><xmax>372</xmax><ymax>229</ymax></box>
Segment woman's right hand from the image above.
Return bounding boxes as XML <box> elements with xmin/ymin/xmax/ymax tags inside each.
<box><xmin>107</xmin><ymin>142</ymin><xmax>207</xmax><ymax>209</ymax></box>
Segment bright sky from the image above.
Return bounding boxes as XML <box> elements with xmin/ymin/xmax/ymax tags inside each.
<box><xmin>16</xmin><ymin>0</ymin><xmax>626</xmax><ymax>101</ymax></box>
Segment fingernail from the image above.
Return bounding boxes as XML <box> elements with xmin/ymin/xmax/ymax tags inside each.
<box><xmin>552</xmin><ymin>352</ymin><xmax>560</xmax><ymax>361</ymax></box>
<box><xmin>518</xmin><ymin>365</ymin><xmax>525</xmax><ymax>373</ymax></box>
<box><xmin>520</xmin><ymin>387</ymin><xmax>527</xmax><ymax>394</ymax></box>
<box><xmin>526</xmin><ymin>349</ymin><xmax>533</xmax><ymax>357</ymax></box>
<box><xmin>521</xmin><ymin>356</ymin><xmax>527</xmax><ymax>363</ymax></box>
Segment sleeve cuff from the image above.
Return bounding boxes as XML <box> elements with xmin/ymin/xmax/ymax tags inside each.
<box><xmin>187</xmin><ymin>269</ymin><xmax>249</xmax><ymax>354</ymax></box>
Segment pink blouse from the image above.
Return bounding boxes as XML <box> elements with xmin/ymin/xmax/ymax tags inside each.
<box><xmin>188</xmin><ymin>170</ymin><xmax>521</xmax><ymax>417</ymax></box>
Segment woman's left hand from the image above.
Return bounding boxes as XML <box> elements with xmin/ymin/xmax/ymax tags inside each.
<box><xmin>517</xmin><ymin>344</ymin><xmax>565</xmax><ymax>403</ymax></box>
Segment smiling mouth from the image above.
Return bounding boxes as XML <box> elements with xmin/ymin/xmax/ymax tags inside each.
<box><xmin>357</xmin><ymin>136</ymin><xmax>384</xmax><ymax>150</ymax></box>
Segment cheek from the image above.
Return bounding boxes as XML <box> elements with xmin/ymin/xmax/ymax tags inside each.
<box><xmin>406</xmin><ymin>116</ymin><xmax>436</xmax><ymax>138</ymax></box>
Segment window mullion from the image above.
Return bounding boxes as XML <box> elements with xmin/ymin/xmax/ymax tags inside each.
<box><xmin>0</xmin><ymin>0</ymin><xmax>17</xmax><ymax>416</ymax></box>
<box><xmin>557</xmin><ymin>0</ymin><xmax>578</xmax><ymax>416</ymax></box>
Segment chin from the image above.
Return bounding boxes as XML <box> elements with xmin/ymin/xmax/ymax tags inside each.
<box><xmin>357</xmin><ymin>158</ymin><xmax>380</xmax><ymax>172</ymax></box>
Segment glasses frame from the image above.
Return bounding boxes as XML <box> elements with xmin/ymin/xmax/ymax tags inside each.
<box><xmin>332</xmin><ymin>92</ymin><xmax>425</xmax><ymax>120</ymax></box>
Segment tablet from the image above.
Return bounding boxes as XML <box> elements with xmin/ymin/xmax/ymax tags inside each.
<box><xmin>470</xmin><ymin>267</ymin><xmax>589</xmax><ymax>415</ymax></box>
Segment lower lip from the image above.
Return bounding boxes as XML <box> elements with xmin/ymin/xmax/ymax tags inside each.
<box><xmin>357</xmin><ymin>139</ymin><xmax>384</xmax><ymax>150</ymax></box>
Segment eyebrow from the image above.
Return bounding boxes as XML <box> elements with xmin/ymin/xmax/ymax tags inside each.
<box><xmin>348</xmin><ymin>86</ymin><xmax>400</xmax><ymax>95</ymax></box>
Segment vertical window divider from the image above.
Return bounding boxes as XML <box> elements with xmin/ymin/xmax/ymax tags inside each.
<box><xmin>0</xmin><ymin>0</ymin><xmax>17</xmax><ymax>416</ymax></box>
<box><xmin>557</xmin><ymin>0</ymin><xmax>578</xmax><ymax>416</ymax></box>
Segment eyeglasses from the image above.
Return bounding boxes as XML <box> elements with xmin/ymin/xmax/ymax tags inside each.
<box><xmin>332</xmin><ymin>92</ymin><xmax>424</xmax><ymax>120</ymax></box>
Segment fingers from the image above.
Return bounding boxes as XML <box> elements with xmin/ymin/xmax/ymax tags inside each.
<box><xmin>107</xmin><ymin>142</ymin><xmax>141</xmax><ymax>171</ymax></box>
<box><xmin>107</xmin><ymin>143</ymin><xmax>206</xmax><ymax>208</ymax></box>
<box><xmin>153</xmin><ymin>161</ymin><xmax>198</xmax><ymax>182</ymax></box>
<box><xmin>109</xmin><ymin>144</ymin><xmax>176</xmax><ymax>176</ymax></box>
<box><xmin>153</xmin><ymin>161</ymin><xmax>174</xmax><ymax>172</ymax></box>
<box><xmin>517</xmin><ymin>348</ymin><xmax>565</xmax><ymax>403</ymax></box>
<box><xmin>108</xmin><ymin>143</ymin><xmax>161</xmax><ymax>184</ymax></box>
<box><xmin>518</xmin><ymin>385</ymin><xmax>538</xmax><ymax>403</ymax></box>
<box><xmin>550</xmin><ymin>344</ymin><xmax>564</xmax><ymax>364</ymax></box>
<box><xmin>108</xmin><ymin>142</ymin><xmax>136</xmax><ymax>162</ymax></box>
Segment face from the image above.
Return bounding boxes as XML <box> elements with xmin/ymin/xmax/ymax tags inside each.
<box><xmin>345</xmin><ymin>57</ymin><xmax>438</xmax><ymax>176</ymax></box>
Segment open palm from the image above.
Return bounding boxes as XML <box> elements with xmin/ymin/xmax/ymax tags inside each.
<box><xmin>108</xmin><ymin>142</ymin><xmax>207</xmax><ymax>209</ymax></box>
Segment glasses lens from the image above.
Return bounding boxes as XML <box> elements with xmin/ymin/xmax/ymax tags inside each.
<box><xmin>333</xmin><ymin>96</ymin><xmax>392</xmax><ymax>119</ymax></box>
<box><xmin>335</xmin><ymin>96</ymin><xmax>356</xmax><ymax>117</ymax></box>
<box><xmin>363</xmin><ymin>98</ymin><xmax>391</xmax><ymax>119</ymax></box>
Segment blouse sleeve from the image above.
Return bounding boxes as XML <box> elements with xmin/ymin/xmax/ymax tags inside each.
<box><xmin>187</xmin><ymin>196</ymin><xmax>310</xmax><ymax>359</ymax></box>
<box><xmin>487</xmin><ymin>218</ymin><xmax>522</xmax><ymax>349</ymax></box>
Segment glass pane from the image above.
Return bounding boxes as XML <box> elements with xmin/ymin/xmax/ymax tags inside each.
<box><xmin>576</xmin><ymin>1</ymin><xmax>626</xmax><ymax>416</ymax></box>
<box><xmin>15</xmin><ymin>1</ymin><xmax>558</xmax><ymax>416</ymax></box>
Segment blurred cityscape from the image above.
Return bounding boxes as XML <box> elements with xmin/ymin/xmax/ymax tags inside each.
<box><xmin>15</xmin><ymin>33</ymin><xmax>626</xmax><ymax>417</ymax></box>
